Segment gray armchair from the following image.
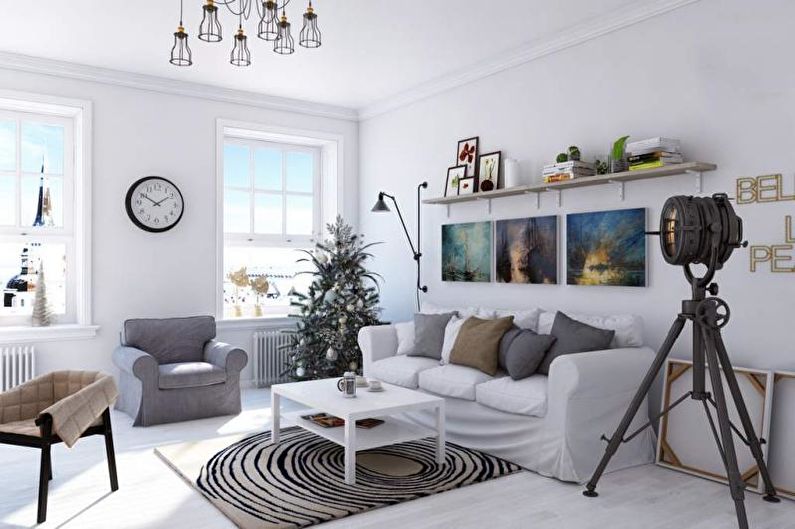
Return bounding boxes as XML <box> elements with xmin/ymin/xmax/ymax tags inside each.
<box><xmin>112</xmin><ymin>316</ymin><xmax>248</xmax><ymax>427</ymax></box>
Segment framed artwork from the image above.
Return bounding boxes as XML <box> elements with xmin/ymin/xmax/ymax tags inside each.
<box><xmin>457</xmin><ymin>176</ymin><xmax>477</xmax><ymax>195</ymax></box>
<box><xmin>445</xmin><ymin>165</ymin><xmax>467</xmax><ymax>197</ymax></box>
<box><xmin>566</xmin><ymin>208</ymin><xmax>646</xmax><ymax>287</ymax></box>
<box><xmin>657</xmin><ymin>359</ymin><xmax>774</xmax><ymax>494</ymax></box>
<box><xmin>456</xmin><ymin>137</ymin><xmax>479</xmax><ymax>179</ymax></box>
<box><xmin>442</xmin><ymin>221</ymin><xmax>492</xmax><ymax>282</ymax></box>
<box><xmin>495</xmin><ymin>216</ymin><xmax>558</xmax><ymax>284</ymax></box>
<box><xmin>768</xmin><ymin>371</ymin><xmax>795</xmax><ymax>500</ymax></box>
<box><xmin>477</xmin><ymin>151</ymin><xmax>501</xmax><ymax>192</ymax></box>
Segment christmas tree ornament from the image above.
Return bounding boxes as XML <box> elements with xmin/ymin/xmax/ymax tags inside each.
<box><xmin>346</xmin><ymin>304</ymin><xmax>355</xmax><ymax>312</ymax></box>
<box><xmin>296</xmin><ymin>367</ymin><xmax>306</xmax><ymax>378</ymax></box>
<box><xmin>326</xmin><ymin>347</ymin><xmax>338</xmax><ymax>361</ymax></box>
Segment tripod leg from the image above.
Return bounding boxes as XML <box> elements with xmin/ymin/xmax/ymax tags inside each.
<box><xmin>712</xmin><ymin>329</ymin><xmax>780</xmax><ymax>502</ymax></box>
<box><xmin>583</xmin><ymin>315</ymin><xmax>687</xmax><ymax>497</ymax></box>
<box><xmin>702</xmin><ymin>328</ymin><xmax>749</xmax><ymax>529</ymax></box>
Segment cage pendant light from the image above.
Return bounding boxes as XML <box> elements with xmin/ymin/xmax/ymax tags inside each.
<box><xmin>258</xmin><ymin>0</ymin><xmax>279</xmax><ymax>41</ymax></box>
<box><xmin>274</xmin><ymin>10</ymin><xmax>295</xmax><ymax>55</ymax></box>
<box><xmin>231</xmin><ymin>16</ymin><xmax>251</xmax><ymax>66</ymax></box>
<box><xmin>299</xmin><ymin>1</ymin><xmax>321</xmax><ymax>48</ymax></box>
<box><xmin>199</xmin><ymin>0</ymin><xmax>223</xmax><ymax>42</ymax></box>
<box><xmin>170</xmin><ymin>0</ymin><xmax>193</xmax><ymax>66</ymax></box>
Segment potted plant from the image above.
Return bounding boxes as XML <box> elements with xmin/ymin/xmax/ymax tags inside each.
<box><xmin>610</xmin><ymin>136</ymin><xmax>630</xmax><ymax>173</ymax></box>
<box><xmin>227</xmin><ymin>267</ymin><xmax>250</xmax><ymax>318</ymax></box>
<box><xmin>250</xmin><ymin>275</ymin><xmax>270</xmax><ymax>317</ymax></box>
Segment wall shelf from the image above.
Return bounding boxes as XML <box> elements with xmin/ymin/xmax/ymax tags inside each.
<box><xmin>422</xmin><ymin>161</ymin><xmax>717</xmax><ymax>215</ymax></box>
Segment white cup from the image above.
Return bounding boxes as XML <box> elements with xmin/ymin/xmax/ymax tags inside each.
<box><xmin>368</xmin><ymin>379</ymin><xmax>383</xmax><ymax>390</ymax></box>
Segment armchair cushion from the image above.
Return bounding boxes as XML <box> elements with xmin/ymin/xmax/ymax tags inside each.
<box><xmin>158</xmin><ymin>362</ymin><xmax>227</xmax><ymax>389</ymax></box>
<box><xmin>123</xmin><ymin>315</ymin><xmax>216</xmax><ymax>364</ymax></box>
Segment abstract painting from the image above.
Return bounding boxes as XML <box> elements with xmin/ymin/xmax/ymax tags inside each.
<box><xmin>567</xmin><ymin>208</ymin><xmax>646</xmax><ymax>286</ymax></box>
<box><xmin>495</xmin><ymin>216</ymin><xmax>557</xmax><ymax>284</ymax></box>
<box><xmin>442</xmin><ymin>221</ymin><xmax>492</xmax><ymax>282</ymax></box>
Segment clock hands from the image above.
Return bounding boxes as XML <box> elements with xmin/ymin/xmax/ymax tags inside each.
<box><xmin>152</xmin><ymin>196</ymin><xmax>170</xmax><ymax>207</ymax></box>
<box><xmin>141</xmin><ymin>193</ymin><xmax>158</xmax><ymax>205</ymax></box>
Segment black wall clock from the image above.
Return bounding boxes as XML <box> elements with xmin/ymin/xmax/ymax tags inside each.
<box><xmin>125</xmin><ymin>176</ymin><xmax>185</xmax><ymax>233</ymax></box>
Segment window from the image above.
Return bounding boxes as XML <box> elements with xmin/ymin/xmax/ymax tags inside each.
<box><xmin>0</xmin><ymin>93</ymin><xmax>91</xmax><ymax>333</ymax></box>
<box><xmin>220</xmin><ymin>130</ymin><xmax>326</xmax><ymax>319</ymax></box>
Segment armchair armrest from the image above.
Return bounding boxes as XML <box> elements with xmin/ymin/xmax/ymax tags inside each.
<box><xmin>358</xmin><ymin>324</ymin><xmax>399</xmax><ymax>377</ymax></box>
<box><xmin>112</xmin><ymin>346</ymin><xmax>158</xmax><ymax>384</ymax></box>
<box><xmin>0</xmin><ymin>377</ymin><xmax>49</xmax><ymax>423</ymax></box>
<box><xmin>204</xmin><ymin>340</ymin><xmax>248</xmax><ymax>373</ymax></box>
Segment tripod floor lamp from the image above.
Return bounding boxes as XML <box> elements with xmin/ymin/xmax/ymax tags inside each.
<box><xmin>371</xmin><ymin>182</ymin><xmax>428</xmax><ymax>308</ymax></box>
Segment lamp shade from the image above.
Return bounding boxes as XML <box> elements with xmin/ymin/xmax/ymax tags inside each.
<box><xmin>371</xmin><ymin>194</ymin><xmax>391</xmax><ymax>213</ymax></box>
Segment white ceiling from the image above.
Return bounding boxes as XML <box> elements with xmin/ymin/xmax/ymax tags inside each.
<box><xmin>0</xmin><ymin>0</ymin><xmax>639</xmax><ymax>110</ymax></box>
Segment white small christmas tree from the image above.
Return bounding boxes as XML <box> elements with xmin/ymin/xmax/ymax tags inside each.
<box><xmin>31</xmin><ymin>262</ymin><xmax>52</xmax><ymax>327</ymax></box>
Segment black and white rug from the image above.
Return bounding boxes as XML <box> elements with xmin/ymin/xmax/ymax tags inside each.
<box><xmin>156</xmin><ymin>427</ymin><xmax>522</xmax><ymax>529</ymax></box>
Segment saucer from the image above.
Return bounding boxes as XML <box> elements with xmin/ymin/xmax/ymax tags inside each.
<box><xmin>367</xmin><ymin>387</ymin><xmax>385</xmax><ymax>392</ymax></box>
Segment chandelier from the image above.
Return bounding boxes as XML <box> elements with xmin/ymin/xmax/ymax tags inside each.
<box><xmin>170</xmin><ymin>0</ymin><xmax>321</xmax><ymax>68</ymax></box>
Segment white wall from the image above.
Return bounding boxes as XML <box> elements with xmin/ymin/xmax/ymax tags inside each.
<box><xmin>0</xmin><ymin>68</ymin><xmax>358</xmax><ymax>382</ymax></box>
<box><xmin>359</xmin><ymin>0</ymin><xmax>795</xmax><ymax>407</ymax></box>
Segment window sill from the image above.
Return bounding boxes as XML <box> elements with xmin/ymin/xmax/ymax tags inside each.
<box><xmin>0</xmin><ymin>324</ymin><xmax>100</xmax><ymax>345</ymax></box>
<box><xmin>216</xmin><ymin>316</ymin><xmax>296</xmax><ymax>332</ymax></box>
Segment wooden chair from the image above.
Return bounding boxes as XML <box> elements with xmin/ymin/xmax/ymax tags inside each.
<box><xmin>0</xmin><ymin>371</ymin><xmax>119</xmax><ymax>523</ymax></box>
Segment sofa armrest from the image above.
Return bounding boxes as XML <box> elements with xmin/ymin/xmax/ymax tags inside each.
<box><xmin>543</xmin><ymin>347</ymin><xmax>656</xmax><ymax>482</ymax></box>
<box><xmin>204</xmin><ymin>340</ymin><xmax>248</xmax><ymax>374</ymax></box>
<box><xmin>112</xmin><ymin>345</ymin><xmax>158</xmax><ymax>385</ymax></box>
<box><xmin>358</xmin><ymin>324</ymin><xmax>399</xmax><ymax>377</ymax></box>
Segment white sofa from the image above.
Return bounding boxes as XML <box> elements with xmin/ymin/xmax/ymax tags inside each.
<box><xmin>357</xmin><ymin>304</ymin><xmax>656</xmax><ymax>483</ymax></box>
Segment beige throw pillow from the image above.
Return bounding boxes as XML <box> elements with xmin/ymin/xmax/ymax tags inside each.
<box><xmin>449</xmin><ymin>316</ymin><xmax>515</xmax><ymax>375</ymax></box>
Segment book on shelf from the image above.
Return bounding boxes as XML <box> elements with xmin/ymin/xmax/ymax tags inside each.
<box><xmin>627</xmin><ymin>137</ymin><xmax>680</xmax><ymax>153</ymax></box>
<box><xmin>301</xmin><ymin>413</ymin><xmax>385</xmax><ymax>429</ymax></box>
<box><xmin>543</xmin><ymin>160</ymin><xmax>595</xmax><ymax>171</ymax></box>
<box><xmin>628</xmin><ymin>145</ymin><xmax>681</xmax><ymax>156</ymax></box>
<box><xmin>629</xmin><ymin>160</ymin><xmax>683</xmax><ymax>171</ymax></box>
<box><xmin>543</xmin><ymin>171</ymin><xmax>594</xmax><ymax>183</ymax></box>
<box><xmin>628</xmin><ymin>152</ymin><xmax>683</xmax><ymax>164</ymax></box>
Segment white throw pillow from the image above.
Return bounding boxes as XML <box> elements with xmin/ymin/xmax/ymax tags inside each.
<box><xmin>537</xmin><ymin>311</ymin><xmax>643</xmax><ymax>348</ymax></box>
<box><xmin>420</xmin><ymin>301</ymin><xmax>480</xmax><ymax>319</ymax></box>
<box><xmin>494</xmin><ymin>308</ymin><xmax>542</xmax><ymax>331</ymax></box>
<box><xmin>394</xmin><ymin>321</ymin><xmax>415</xmax><ymax>355</ymax></box>
<box><xmin>440</xmin><ymin>316</ymin><xmax>468</xmax><ymax>364</ymax></box>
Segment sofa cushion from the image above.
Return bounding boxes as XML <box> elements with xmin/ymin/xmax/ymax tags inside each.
<box><xmin>537</xmin><ymin>311</ymin><xmax>642</xmax><ymax>348</ymax></box>
<box><xmin>124</xmin><ymin>316</ymin><xmax>216</xmax><ymax>364</ymax></box>
<box><xmin>494</xmin><ymin>308</ymin><xmax>542</xmax><ymax>331</ymax></box>
<box><xmin>420</xmin><ymin>301</ymin><xmax>495</xmax><ymax>319</ymax></box>
<box><xmin>395</xmin><ymin>322</ymin><xmax>415</xmax><ymax>355</ymax></box>
<box><xmin>538</xmin><ymin>312</ymin><xmax>615</xmax><ymax>375</ymax></box>
<box><xmin>418</xmin><ymin>364</ymin><xmax>496</xmax><ymax>401</ymax></box>
<box><xmin>368</xmin><ymin>356</ymin><xmax>439</xmax><ymax>389</ymax></box>
<box><xmin>476</xmin><ymin>375</ymin><xmax>548</xmax><ymax>417</ymax></box>
<box><xmin>158</xmin><ymin>362</ymin><xmax>227</xmax><ymax>389</ymax></box>
<box><xmin>449</xmin><ymin>316</ymin><xmax>515</xmax><ymax>376</ymax></box>
<box><xmin>408</xmin><ymin>312</ymin><xmax>455</xmax><ymax>360</ymax></box>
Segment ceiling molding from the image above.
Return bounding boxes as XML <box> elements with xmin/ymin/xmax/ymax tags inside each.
<box><xmin>0</xmin><ymin>51</ymin><xmax>359</xmax><ymax>122</ymax></box>
<box><xmin>358</xmin><ymin>0</ymin><xmax>703</xmax><ymax>121</ymax></box>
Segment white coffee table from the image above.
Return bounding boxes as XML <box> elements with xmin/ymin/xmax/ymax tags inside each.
<box><xmin>271</xmin><ymin>378</ymin><xmax>445</xmax><ymax>485</ymax></box>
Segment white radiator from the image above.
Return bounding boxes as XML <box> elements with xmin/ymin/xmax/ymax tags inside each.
<box><xmin>252</xmin><ymin>329</ymin><xmax>294</xmax><ymax>387</ymax></box>
<box><xmin>1</xmin><ymin>345</ymin><xmax>36</xmax><ymax>391</ymax></box>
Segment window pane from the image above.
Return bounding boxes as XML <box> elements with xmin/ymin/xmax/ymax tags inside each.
<box><xmin>254</xmin><ymin>147</ymin><xmax>282</xmax><ymax>190</ymax></box>
<box><xmin>285</xmin><ymin>151</ymin><xmax>313</xmax><ymax>192</ymax></box>
<box><xmin>285</xmin><ymin>194</ymin><xmax>313</xmax><ymax>235</ymax></box>
<box><xmin>223</xmin><ymin>246</ymin><xmax>313</xmax><ymax>318</ymax></box>
<box><xmin>0</xmin><ymin>176</ymin><xmax>14</xmax><ymax>225</ymax></box>
<box><xmin>254</xmin><ymin>193</ymin><xmax>282</xmax><ymax>234</ymax></box>
<box><xmin>22</xmin><ymin>122</ymin><xmax>64</xmax><ymax>175</ymax></box>
<box><xmin>224</xmin><ymin>189</ymin><xmax>250</xmax><ymax>233</ymax></box>
<box><xmin>0</xmin><ymin>120</ymin><xmax>16</xmax><ymax>171</ymax></box>
<box><xmin>21</xmin><ymin>176</ymin><xmax>63</xmax><ymax>228</ymax></box>
<box><xmin>223</xmin><ymin>144</ymin><xmax>250</xmax><ymax>188</ymax></box>
<box><xmin>0</xmin><ymin>242</ymin><xmax>67</xmax><ymax>316</ymax></box>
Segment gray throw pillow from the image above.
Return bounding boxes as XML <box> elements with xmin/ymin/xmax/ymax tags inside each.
<box><xmin>407</xmin><ymin>312</ymin><xmax>455</xmax><ymax>360</ymax></box>
<box><xmin>498</xmin><ymin>325</ymin><xmax>522</xmax><ymax>370</ymax></box>
<box><xmin>537</xmin><ymin>312</ymin><xmax>615</xmax><ymax>375</ymax></box>
<box><xmin>504</xmin><ymin>330</ymin><xmax>557</xmax><ymax>380</ymax></box>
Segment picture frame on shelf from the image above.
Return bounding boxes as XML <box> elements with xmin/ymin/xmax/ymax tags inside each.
<box><xmin>456</xmin><ymin>137</ymin><xmax>479</xmax><ymax>179</ymax></box>
<box><xmin>478</xmin><ymin>151</ymin><xmax>501</xmax><ymax>191</ymax></box>
<box><xmin>457</xmin><ymin>176</ymin><xmax>477</xmax><ymax>195</ymax></box>
<box><xmin>445</xmin><ymin>165</ymin><xmax>467</xmax><ymax>197</ymax></box>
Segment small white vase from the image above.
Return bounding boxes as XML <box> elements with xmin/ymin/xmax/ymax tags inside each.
<box><xmin>503</xmin><ymin>158</ymin><xmax>521</xmax><ymax>188</ymax></box>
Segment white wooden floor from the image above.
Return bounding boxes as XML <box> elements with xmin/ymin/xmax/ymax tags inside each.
<box><xmin>0</xmin><ymin>389</ymin><xmax>792</xmax><ymax>529</ymax></box>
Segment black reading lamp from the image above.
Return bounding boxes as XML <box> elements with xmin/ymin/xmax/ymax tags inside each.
<box><xmin>371</xmin><ymin>182</ymin><xmax>428</xmax><ymax>308</ymax></box>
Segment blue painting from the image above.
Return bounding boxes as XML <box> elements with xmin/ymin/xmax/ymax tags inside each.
<box><xmin>567</xmin><ymin>208</ymin><xmax>646</xmax><ymax>287</ymax></box>
<box><xmin>495</xmin><ymin>216</ymin><xmax>557</xmax><ymax>284</ymax></box>
<box><xmin>442</xmin><ymin>222</ymin><xmax>492</xmax><ymax>282</ymax></box>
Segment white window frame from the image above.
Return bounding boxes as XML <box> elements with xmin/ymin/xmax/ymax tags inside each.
<box><xmin>0</xmin><ymin>90</ymin><xmax>95</xmax><ymax>343</ymax></box>
<box><xmin>215</xmin><ymin>119</ymin><xmax>343</xmax><ymax>326</ymax></box>
<box><xmin>222</xmin><ymin>137</ymin><xmax>321</xmax><ymax>247</ymax></box>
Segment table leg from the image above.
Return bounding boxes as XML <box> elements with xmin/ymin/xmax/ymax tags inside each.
<box><xmin>271</xmin><ymin>391</ymin><xmax>281</xmax><ymax>444</ymax></box>
<box><xmin>344</xmin><ymin>418</ymin><xmax>356</xmax><ymax>485</ymax></box>
<box><xmin>435</xmin><ymin>402</ymin><xmax>446</xmax><ymax>465</ymax></box>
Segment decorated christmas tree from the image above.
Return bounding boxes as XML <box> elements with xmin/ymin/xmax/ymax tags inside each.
<box><xmin>285</xmin><ymin>216</ymin><xmax>381</xmax><ymax>380</ymax></box>
<box><xmin>31</xmin><ymin>262</ymin><xmax>52</xmax><ymax>327</ymax></box>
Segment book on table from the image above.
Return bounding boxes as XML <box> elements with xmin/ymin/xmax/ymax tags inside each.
<box><xmin>301</xmin><ymin>413</ymin><xmax>385</xmax><ymax>429</ymax></box>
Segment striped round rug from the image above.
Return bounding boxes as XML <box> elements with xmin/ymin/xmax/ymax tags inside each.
<box><xmin>195</xmin><ymin>427</ymin><xmax>522</xmax><ymax>529</ymax></box>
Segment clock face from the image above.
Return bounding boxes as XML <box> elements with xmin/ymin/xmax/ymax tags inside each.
<box><xmin>125</xmin><ymin>176</ymin><xmax>184</xmax><ymax>233</ymax></box>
